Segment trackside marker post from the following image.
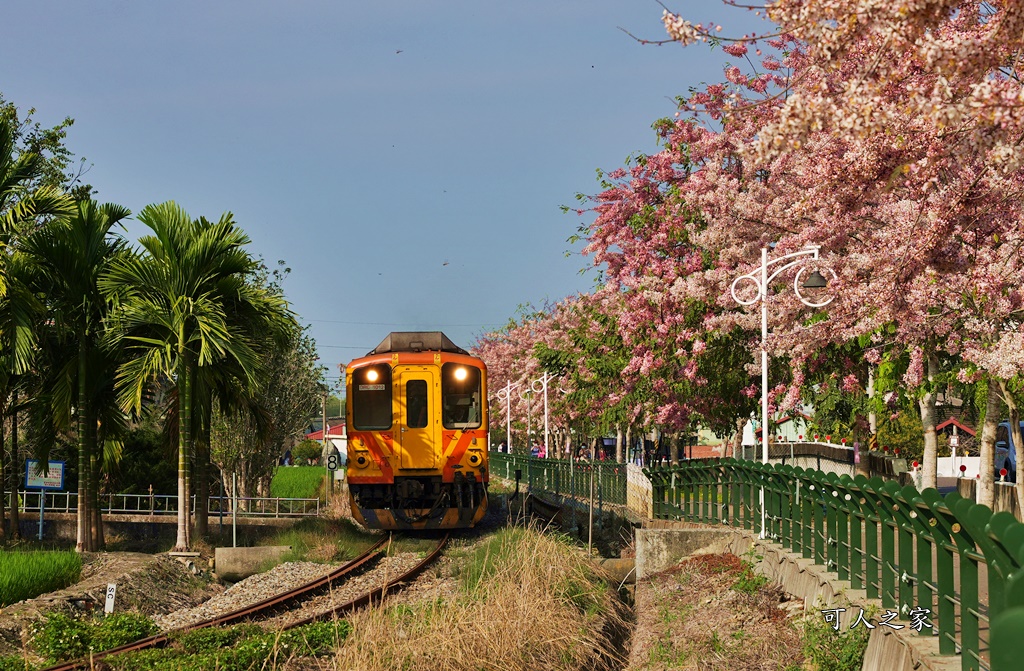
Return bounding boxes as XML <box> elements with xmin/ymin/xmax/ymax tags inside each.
<box><xmin>105</xmin><ymin>583</ymin><xmax>117</xmax><ymax>614</ymax></box>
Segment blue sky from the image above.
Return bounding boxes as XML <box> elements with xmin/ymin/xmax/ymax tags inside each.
<box><xmin>3</xmin><ymin>1</ymin><xmax>763</xmax><ymax>387</ymax></box>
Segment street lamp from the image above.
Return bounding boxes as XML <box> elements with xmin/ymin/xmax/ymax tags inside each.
<box><xmin>730</xmin><ymin>244</ymin><xmax>835</xmax><ymax>537</ymax></box>
<box><xmin>519</xmin><ymin>387</ymin><xmax>533</xmax><ymax>450</ymax></box>
<box><xmin>496</xmin><ymin>381</ymin><xmax>520</xmax><ymax>452</ymax></box>
<box><xmin>531</xmin><ymin>371</ymin><xmax>559</xmax><ymax>458</ymax></box>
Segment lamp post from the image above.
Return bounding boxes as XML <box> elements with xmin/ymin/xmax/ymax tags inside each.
<box><xmin>531</xmin><ymin>371</ymin><xmax>558</xmax><ymax>458</ymax></box>
<box><xmin>730</xmin><ymin>244</ymin><xmax>834</xmax><ymax>538</ymax></box>
<box><xmin>519</xmin><ymin>387</ymin><xmax>533</xmax><ymax>451</ymax></box>
<box><xmin>496</xmin><ymin>381</ymin><xmax>519</xmax><ymax>452</ymax></box>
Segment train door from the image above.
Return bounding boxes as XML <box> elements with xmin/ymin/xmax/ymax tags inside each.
<box><xmin>396</xmin><ymin>367</ymin><xmax>438</xmax><ymax>470</ymax></box>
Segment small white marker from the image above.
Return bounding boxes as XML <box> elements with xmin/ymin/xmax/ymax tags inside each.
<box><xmin>104</xmin><ymin>583</ymin><xmax>117</xmax><ymax>614</ymax></box>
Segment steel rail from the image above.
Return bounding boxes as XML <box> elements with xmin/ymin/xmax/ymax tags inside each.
<box><xmin>37</xmin><ymin>536</ymin><xmax>390</xmax><ymax>671</ymax></box>
<box><xmin>283</xmin><ymin>533</ymin><xmax>449</xmax><ymax>629</ymax></box>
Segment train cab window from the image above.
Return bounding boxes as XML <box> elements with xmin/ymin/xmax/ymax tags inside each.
<box><xmin>406</xmin><ymin>380</ymin><xmax>428</xmax><ymax>428</ymax></box>
<box><xmin>352</xmin><ymin>364</ymin><xmax>393</xmax><ymax>430</ymax></box>
<box><xmin>441</xmin><ymin>363</ymin><xmax>482</xmax><ymax>430</ymax></box>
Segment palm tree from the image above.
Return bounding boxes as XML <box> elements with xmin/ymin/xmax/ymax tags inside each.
<box><xmin>21</xmin><ymin>200</ymin><xmax>131</xmax><ymax>551</ymax></box>
<box><xmin>102</xmin><ymin>201</ymin><xmax>294</xmax><ymax>551</ymax></box>
<box><xmin>0</xmin><ymin>116</ymin><xmax>74</xmax><ymax>540</ymax></box>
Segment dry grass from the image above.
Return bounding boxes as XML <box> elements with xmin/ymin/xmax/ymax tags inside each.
<box><xmin>629</xmin><ymin>553</ymin><xmax>804</xmax><ymax>671</ymax></box>
<box><xmin>328</xmin><ymin>526</ymin><xmax>630</xmax><ymax>671</ymax></box>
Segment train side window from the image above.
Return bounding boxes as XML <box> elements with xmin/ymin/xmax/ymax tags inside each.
<box><xmin>406</xmin><ymin>379</ymin><xmax>428</xmax><ymax>428</ymax></box>
<box><xmin>352</xmin><ymin>364</ymin><xmax>393</xmax><ymax>430</ymax></box>
<box><xmin>441</xmin><ymin>363</ymin><xmax>482</xmax><ymax>430</ymax></box>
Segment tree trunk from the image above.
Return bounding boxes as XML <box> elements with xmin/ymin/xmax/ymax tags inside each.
<box><xmin>87</xmin><ymin>390</ymin><xmax>104</xmax><ymax>551</ymax></box>
<box><xmin>76</xmin><ymin>342</ymin><xmax>91</xmax><ymax>552</ymax></box>
<box><xmin>0</xmin><ymin>406</ymin><xmax>6</xmax><ymax>541</ymax></box>
<box><xmin>239</xmin><ymin>458</ymin><xmax>250</xmax><ymax>512</ymax></box>
<box><xmin>174</xmin><ymin>356</ymin><xmax>192</xmax><ymax>551</ymax></box>
<box><xmin>669</xmin><ymin>432</ymin><xmax>681</xmax><ymax>465</ymax></box>
<box><xmin>615</xmin><ymin>425</ymin><xmax>623</xmax><ymax>464</ymax></box>
<box><xmin>861</xmin><ymin>364</ymin><xmax>876</xmax><ymax>478</ymax></box>
<box><xmin>195</xmin><ymin>405</ymin><xmax>211</xmax><ymax>539</ymax></box>
<box><xmin>918</xmin><ymin>351</ymin><xmax>939</xmax><ymax>490</ymax></box>
<box><xmin>997</xmin><ymin>380</ymin><xmax>1024</xmax><ymax>519</ymax></box>
<box><xmin>734</xmin><ymin>417</ymin><xmax>747</xmax><ymax>459</ymax></box>
<box><xmin>978</xmin><ymin>381</ymin><xmax>1001</xmax><ymax>509</ymax></box>
<box><xmin>624</xmin><ymin>425</ymin><xmax>633</xmax><ymax>464</ymax></box>
<box><xmin>10</xmin><ymin>393</ymin><xmax>21</xmax><ymax>540</ymax></box>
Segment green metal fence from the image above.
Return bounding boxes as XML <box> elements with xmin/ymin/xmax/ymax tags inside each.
<box><xmin>645</xmin><ymin>457</ymin><xmax>1024</xmax><ymax>671</ymax></box>
<box><xmin>489</xmin><ymin>452</ymin><xmax>627</xmax><ymax>511</ymax></box>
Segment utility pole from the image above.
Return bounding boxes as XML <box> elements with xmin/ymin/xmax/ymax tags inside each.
<box><xmin>323</xmin><ymin>393</ymin><xmax>330</xmax><ymax>500</ymax></box>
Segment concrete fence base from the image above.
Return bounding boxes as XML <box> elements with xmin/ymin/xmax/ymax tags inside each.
<box><xmin>213</xmin><ymin>546</ymin><xmax>293</xmax><ymax>582</ymax></box>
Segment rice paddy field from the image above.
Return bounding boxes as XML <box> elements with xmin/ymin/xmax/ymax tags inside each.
<box><xmin>269</xmin><ymin>466</ymin><xmax>325</xmax><ymax>500</ymax></box>
<box><xmin>0</xmin><ymin>550</ymin><xmax>82</xmax><ymax>607</ymax></box>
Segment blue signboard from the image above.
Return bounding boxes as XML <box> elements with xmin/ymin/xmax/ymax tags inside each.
<box><xmin>25</xmin><ymin>459</ymin><xmax>66</xmax><ymax>491</ymax></box>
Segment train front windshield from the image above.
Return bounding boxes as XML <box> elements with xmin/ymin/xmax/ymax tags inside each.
<box><xmin>352</xmin><ymin>364</ymin><xmax>393</xmax><ymax>430</ymax></box>
<box><xmin>441</xmin><ymin>363</ymin><xmax>482</xmax><ymax>430</ymax></box>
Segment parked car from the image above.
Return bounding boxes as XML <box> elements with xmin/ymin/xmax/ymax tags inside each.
<box><xmin>995</xmin><ymin>420</ymin><xmax>1023</xmax><ymax>483</ymax></box>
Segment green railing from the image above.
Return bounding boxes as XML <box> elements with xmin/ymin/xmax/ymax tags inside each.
<box><xmin>646</xmin><ymin>457</ymin><xmax>1024</xmax><ymax>671</ymax></box>
<box><xmin>489</xmin><ymin>452</ymin><xmax>627</xmax><ymax>510</ymax></box>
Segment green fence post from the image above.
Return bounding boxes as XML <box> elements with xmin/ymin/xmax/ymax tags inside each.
<box><xmin>827</xmin><ymin>474</ymin><xmax>851</xmax><ymax>581</ymax></box>
<box><xmin>864</xmin><ymin>479</ymin><xmax>897</xmax><ymax>609</ymax></box>
<box><xmin>846</xmin><ymin>476</ymin><xmax>869</xmax><ymax>591</ymax></box>
<box><xmin>949</xmin><ymin>495</ymin><xmax>985</xmax><ymax>671</ymax></box>
<box><xmin>992</xmin><ymin>608</ymin><xmax>1024</xmax><ymax>671</ymax></box>
<box><xmin>809</xmin><ymin>474</ymin><xmax>826</xmax><ymax>566</ymax></box>
<box><xmin>881</xmin><ymin>481</ymin><xmax>917</xmax><ymax>617</ymax></box>
<box><xmin>800</xmin><ymin>471</ymin><xmax>814</xmax><ymax>559</ymax></box>
<box><xmin>778</xmin><ymin>465</ymin><xmax>793</xmax><ymax>549</ymax></box>
<box><xmin>921</xmin><ymin>490</ymin><xmax>958</xmax><ymax>655</ymax></box>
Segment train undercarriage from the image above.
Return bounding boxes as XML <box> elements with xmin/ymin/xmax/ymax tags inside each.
<box><xmin>349</xmin><ymin>474</ymin><xmax>488</xmax><ymax>530</ymax></box>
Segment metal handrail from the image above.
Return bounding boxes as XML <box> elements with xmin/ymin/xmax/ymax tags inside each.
<box><xmin>489</xmin><ymin>452</ymin><xmax>628</xmax><ymax>510</ymax></box>
<box><xmin>642</xmin><ymin>458</ymin><xmax>1020</xmax><ymax>671</ymax></box>
<box><xmin>3</xmin><ymin>491</ymin><xmax>320</xmax><ymax>517</ymax></box>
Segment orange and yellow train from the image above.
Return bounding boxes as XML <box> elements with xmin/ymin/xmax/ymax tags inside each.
<box><xmin>345</xmin><ymin>332</ymin><xmax>489</xmax><ymax>530</ymax></box>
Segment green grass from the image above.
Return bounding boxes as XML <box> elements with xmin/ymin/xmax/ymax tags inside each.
<box><xmin>0</xmin><ymin>550</ymin><xmax>82</xmax><ymax>607</ymax></box>
<box><xmin>801</xmin><ymin>606</ymin><xmax>872</xmax><ymax>671</ymax></box>
<box><xmin>99</xmin><ymin>621</ymin><xmax>350</xmax><ymax>671</ymax></box>
<box><xmin>270</xmin><ymin>466</ymin><xmax>324</xmax><ymax>499</ymax></box>
<box><xmin>29</xmin><ymin>611</ymin><xmax>159</xmax><ymax>663</ymax></box>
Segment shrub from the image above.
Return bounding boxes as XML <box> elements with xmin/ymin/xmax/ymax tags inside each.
<box><xmin>105</xmin><ymin>622</ymin><xmax>351</xmax><ymax>671</ymax></box>
<box><xmin>0</xmin><ymin>654</ymin><xmax>34</xmax><ymax>671</ymax></box>
<box><xmin>91</xmin><ymin>613</ymin><xmax>159</xmax><ymax>652</ymax></box>
<box><xmin>29</xmin><ymin>611</ymin><xmax>91</xmax><ymax>663</ymax></box>
<box><xmin>0</xmin><ymin>551</ymin><xmax>82</xmax><ymax>607</ymax></box>
<box><xmin>29</xmin><ymin>611</ymin><xmax>159</xmax><ymax>663</ymax></box>
<box><xmin>801</xmin><ymin>610</ymin><xmax>871</xmax><ymax>671</ymax></box>
<box><xmin>291</xmin><ymin>439</ymin><xmax>323</xmax><ymax>464</ymax></box>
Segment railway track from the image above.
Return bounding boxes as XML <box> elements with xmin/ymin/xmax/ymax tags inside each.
<box><xmin>39</xmin><ymin>534</ymin><xmax>449</xmax><ymax>671</ymax></box>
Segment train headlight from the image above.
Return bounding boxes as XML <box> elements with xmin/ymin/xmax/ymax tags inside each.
<box><xmin>355</xmin><ymin>454</ymin><xmax>370</xmax><ymax>468</ymax></box>
<box><xmin>453</xmin><ymin>367</ymin><xmax>468</xmax><ymax>381</ymax></box>
<box><xmin>365</xmin><ymin>369</ymin><xmax>379</xmax><ymax>383</ymax></box>
<box><xmin>468</xmin><ymin>453</ymin><xmax>480</xmax><ymax>466</ymax></box>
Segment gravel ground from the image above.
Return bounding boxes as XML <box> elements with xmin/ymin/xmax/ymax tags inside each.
<box><xmin>154</xmin><ymin>561</ymin><xmax>338</xmax><ymax>631</ymax></box>
<box><xmin>261</xmin><ymin>553</ymin><xmax>435</xmax><ymax>630</ymax></box>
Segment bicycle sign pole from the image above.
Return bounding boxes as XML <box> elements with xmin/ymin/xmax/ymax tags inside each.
<box><xmin>25</xmin><ymin>459</ymin><xmax>65</xmax><ymax>540</ymax></box>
